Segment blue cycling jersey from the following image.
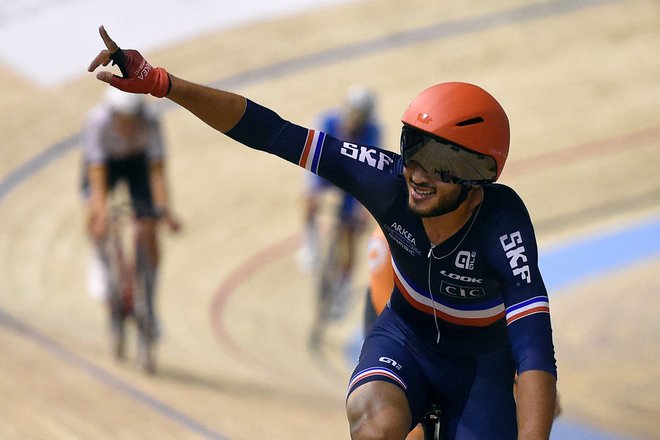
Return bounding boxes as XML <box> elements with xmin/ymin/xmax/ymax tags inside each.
<box><xmin>227</xmin><ymin>99</ymin><xmax>556</xmax><ymax>379</ymax></box>
<box><xmin>306</xmin><ymin>110</ymin><xmax>381</xmax><ymax>220</ymax></box>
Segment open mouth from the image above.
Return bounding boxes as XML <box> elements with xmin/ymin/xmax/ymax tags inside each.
<box><xmin>411</xmin><ymin>182</ymin><xmax>436</xmax><ymax>200</ymax></box>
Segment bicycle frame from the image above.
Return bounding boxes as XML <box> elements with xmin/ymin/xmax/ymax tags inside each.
<box><xmin>101</xmin><ymin>199</ymin><xmax>135</xmax><ymax>360</ymax></box>
<box><xmin>100</xmin><ymin>189</ymin><xmax>158</xmax><ymax>374</ymax></box>
<box><xmin>420</xmin><ymin>405</ymin><xmax>442</xmax><ymax>440</ymax></box>
<box><xmin>309</xmin><ymin>219</ymin><xmax>355</xmax><ymax>349</ymax></box>
<box><xmin>133</xmin><ymin>230</ymin><xmax>157</xmax><ymax>374</ymax></box>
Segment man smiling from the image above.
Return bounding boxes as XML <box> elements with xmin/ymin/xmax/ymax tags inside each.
<box><xmin>89</xmin><ymin>26</ymin><xmax>557</xmax><ymax>439</ymax></box>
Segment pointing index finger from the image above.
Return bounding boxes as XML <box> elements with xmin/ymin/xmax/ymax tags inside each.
<box><xmin>99</xmin><ymin>25</ymin><xmax>119</xmax><ymax>53</ymax></box>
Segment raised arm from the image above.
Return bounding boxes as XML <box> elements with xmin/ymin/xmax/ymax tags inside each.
<box><xmin>88</xmin><ymin>26</ymin><xmax>246</xmax><ymax>133</ymax></box>
<box><xmin>167</xmin><ymin>76</ymin><xmax>246</xmax><ymax>133</ymax></box>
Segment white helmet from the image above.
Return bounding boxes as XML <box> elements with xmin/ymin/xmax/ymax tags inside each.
<box><xmin>104</xmin><ymin>87</ymin><xmax>144</xmax><ymax>115</ymax></box>
<box><xmin>345</xmin><ymin>85</ymin><xmax>375</xmax><ymax>119</ymax></box>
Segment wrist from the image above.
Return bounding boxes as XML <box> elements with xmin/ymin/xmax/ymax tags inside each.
<box><xmin>151</xmin><ymin>67</ymin><xmax>171</xmax><ymax>98</ymax></box>
<box><xmin>165</xmin><ymin>72</ymin><xmax>172</xmax><ymax>96</ymax></box>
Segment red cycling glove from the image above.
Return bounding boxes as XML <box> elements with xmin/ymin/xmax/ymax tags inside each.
<box><xmin>109</xmin><ymin>48</ymin><xmax>171</xmax><ymax>98</ymax></box>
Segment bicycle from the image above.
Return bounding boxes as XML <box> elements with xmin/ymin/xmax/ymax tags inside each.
<box><xmin>308</xmin><ymin>211</ymin><xmax>359</xmax><ymax>349</ymax></box>
<box><xmin>99</xmin><ymin>189</ymin><xmax>158</xmax><ymax>374</ymax></box>
<box><xmin>419</xmin><ymin>405</ymin><xmax>442</xmax><ymax>440</ymax></box>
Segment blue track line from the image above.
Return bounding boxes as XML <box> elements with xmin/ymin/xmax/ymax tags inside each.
<box><xmin>542</xmin><ymin>216</ymin><xmax>660</xmax><ymax>294</ymax></box>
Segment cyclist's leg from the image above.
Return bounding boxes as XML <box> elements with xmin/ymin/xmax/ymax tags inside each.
<box><xmin>432</xmin><ymin>347</ymin><xmax>517</xmax><ymax>439</ymax></box>
<box><xmin>326</xmin><ymin>224</ymin><xmax>354</xmax><ymax>320</ymax></box>
<box><xmin>126</xmin><ymin>154</ymin><xmax>159</xmax><ymax>302</ymax></box>
<box><xmin>347</xmin><ymin>308</ymin><xmax>430</xmax><ymax>439</ymax></box>
<box><xmin>326</xmin><ymin>194</ymin><xmax>362</xmax><ymax>320</ymax></box>
<box><xmin>297</xmin><ymin>174</ymin><xmax>327</xmax><ymax>272</ymax></box>
<box><xmin>82</xmin><ymin>160</ymin><xmax>115</xmax><ymax>301</ymax></box>
<box><xmin>83</xmin><ymin>160</ymin><xmax>131</xmax><ymax>359</ymax></box>
<box><xmin>125</xmin><ymin>154</ymin><xmax>160</xmax><ymax>267</ymax></box>
<box><xmin>337</xmin><ymin>191</ymin><xmax>361</xmax><ymax>279</ymax></box>
<box><xmin>133</xmin><ymin>224</ymin><xmax>157</xmax><ymax>374</ymax></box>
<box><xmin>134</xmin><ymin>217</ymin><xmax>158</xmax><ymax>326</ymax></box>
<box><xmin>125</xmin><ymin>154</ymin><xmax>160</xmax><ymax>372</ymax></box>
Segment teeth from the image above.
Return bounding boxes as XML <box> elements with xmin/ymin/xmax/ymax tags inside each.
<box><xmin>415</xmin><ymin>187</ymin><xmax>434</xmax><ymax>196</ymax></box>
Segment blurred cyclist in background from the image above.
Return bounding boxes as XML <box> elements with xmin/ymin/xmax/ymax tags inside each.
<box><xmin>82</xmin><ymin>88</ymin><xmax>181</xmax><ymax>369</ymax></box>
<box><xmin>297</xmin><ymin>86</ymin><xmax>381</xmax><ymax>317</ymax></box>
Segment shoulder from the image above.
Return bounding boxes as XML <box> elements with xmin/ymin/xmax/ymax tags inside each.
<box><xmin>485</xmin><ymin>183</ymin><xmax>520</xmax><ymax>198</ymax></box>
<box><xmin>479</xmin><ymin>184</ymin><xmax>534</xmax><ymax>232</ymax></box>
<box><xmin>483</xmin><ymin>184</ymin><xmax>527</xmax><ymax>211</ymax></box>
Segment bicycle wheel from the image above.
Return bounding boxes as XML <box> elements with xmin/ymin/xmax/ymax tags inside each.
<box><xmin>102</xmin><ymin>226</ymin><xmax>129</xmax><ymax>361</ymax></box>
<box><xmin>133</xmin><ymin>240</ymin><xmax>157</xmax><ymax>374</ymax></box>
<box><xmin>325</xmin><ymin>226</ymin><xmax>353</xmax><ymax>321</ymax></box>
<box><xmin>308</xmin><ymin>224</ymin><xmax>352</xmax><ymax>349</ymax></box>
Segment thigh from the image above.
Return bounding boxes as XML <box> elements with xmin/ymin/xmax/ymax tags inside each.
<box><xmin>121</xmin><ymin>155</ymin><xmax>155</xmax><ymax>218</ymax></box>
<box><xmin>348</xmin><ymin>308</ymin><xmax>431</xmax><ymax>426</ymax></box>
<box><xmin>435</xmin><ymin>348</ymin><xmax>517</xmax><ymax>440</ymax></box>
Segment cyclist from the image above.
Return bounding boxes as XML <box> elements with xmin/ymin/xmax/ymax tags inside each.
<box><xmin>298</xmin><ymin>85</ymin><xmax>379</xmax><ymax>273</ymax></box>
<box><xmin>89</xmin><ymin>26</ymin><xmax>557</xmax><ymax>438</ymax></box>
<box><xmin>299</xmin><ymin>86</ymin><xmax>380</xmax><ymax>335</ymax></box>
<box><xmin>81</xmin><ymin>86</ymin><xmax>181</xmax><ymax>371</ymax></box>
<box><xmin>363</xmin><ymin>227</ymin><xmax>562</xmax><ymax>438</ymax></box>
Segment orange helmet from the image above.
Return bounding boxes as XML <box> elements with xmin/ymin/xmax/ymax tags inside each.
<box><xmin>401</xmin><ymin>82</ymin><xmax>509</xmax><ymax>182</ymax></box>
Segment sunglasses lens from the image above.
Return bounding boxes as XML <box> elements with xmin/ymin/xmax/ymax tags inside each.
<box><xmin>401</xmin><ymin>126</ymin><xmax>497</xmax><ymax>184</ymax></box>
<box><xmin>401</xmin><ymin>127</ymin><xmax>424</xmax><ymax>161</ymax></box>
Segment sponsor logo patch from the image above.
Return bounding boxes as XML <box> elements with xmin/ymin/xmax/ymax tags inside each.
<box><xmin>440</xmin><ymin>280</ymin><xmax>486</xmax><ymax>299</ymax></box>
<box><xmin>455</xmin><ymin>250</ymin><xmax>476</xmax><ymax>270</ymax></box>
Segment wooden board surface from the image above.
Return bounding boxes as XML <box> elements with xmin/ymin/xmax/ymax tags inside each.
<box><xmin>1</xmin><ymin>0</ymin><xmax>659</xmax><ymax>438</ymax></box>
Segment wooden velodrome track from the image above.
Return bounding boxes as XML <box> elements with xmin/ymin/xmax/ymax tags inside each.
<box><xmin>1</xmin><ymin>0</ymin><xmax>659</xmax><ymax>438</ymax></box>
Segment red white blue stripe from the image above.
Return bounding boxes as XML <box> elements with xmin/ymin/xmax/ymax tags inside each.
<box><xmin>505</xmin><ymin>296</ymin><xmax>550</xmax><ymax>325</ymax></box>
<box><xmin>298</xmin><ymin>129</ymin><xmax>326</xmax><ymax>173</ymax></box>
<box><xmin>348</xmin><ymin>367</ymin><xmax>408</xmax><ymax>394</ymax></box>
<box><xmin>392</xmin><ymin>259</ymin><xmax>506</xmax><ymax>327</ymax></box>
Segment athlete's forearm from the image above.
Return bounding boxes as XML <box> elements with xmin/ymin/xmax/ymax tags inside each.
<box><xmin>87</xmin><ymin>164</ymin><xmax>108</xmax><ymax>212</ymax></box>
<box><xmin>167</xmin><ymin>75</ymin><xmax>247</xmax><ymax>133</ymax></box>
<box><xmin>515</xmin><ymin>370</ymin><xmax>556</xmax><ymax>439</ymax></box>
<box><xmin>148</xmin><ymin>161</ymin><xmax>169</xmax><ymax>211</ymax></box>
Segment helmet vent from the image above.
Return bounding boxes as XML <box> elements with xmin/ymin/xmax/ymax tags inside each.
<box><xmin>456</xmin><ymin>117</ymin><xmax>484</xmax><ymax>127</ymax></box>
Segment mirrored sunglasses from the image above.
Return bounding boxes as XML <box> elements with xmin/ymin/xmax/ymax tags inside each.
<box><xmin>400</xmin><ymin>126</ymin><xmax>497</xmax><ymax>185</ymax></box>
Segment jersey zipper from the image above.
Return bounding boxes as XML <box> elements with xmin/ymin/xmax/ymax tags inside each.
<box><xmin>425</xmin><ymin>198</ymin><xmax>484</xmax><ymax>344</ymax></box>
<box><xmin>427</xmin><ymin>250</ymin><xmax>442</xmax><ymax>344</ymax></box>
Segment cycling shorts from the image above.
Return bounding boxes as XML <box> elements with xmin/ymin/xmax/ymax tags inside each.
<box><xmin>82</xmin><ymin>153</ymin><xmax>156</xmax><ymax>218</ymax></box>
<box><xmin>348</xmin><ymin>306</ymin><xmax>518</xmax><ymax>438</ymax></box>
